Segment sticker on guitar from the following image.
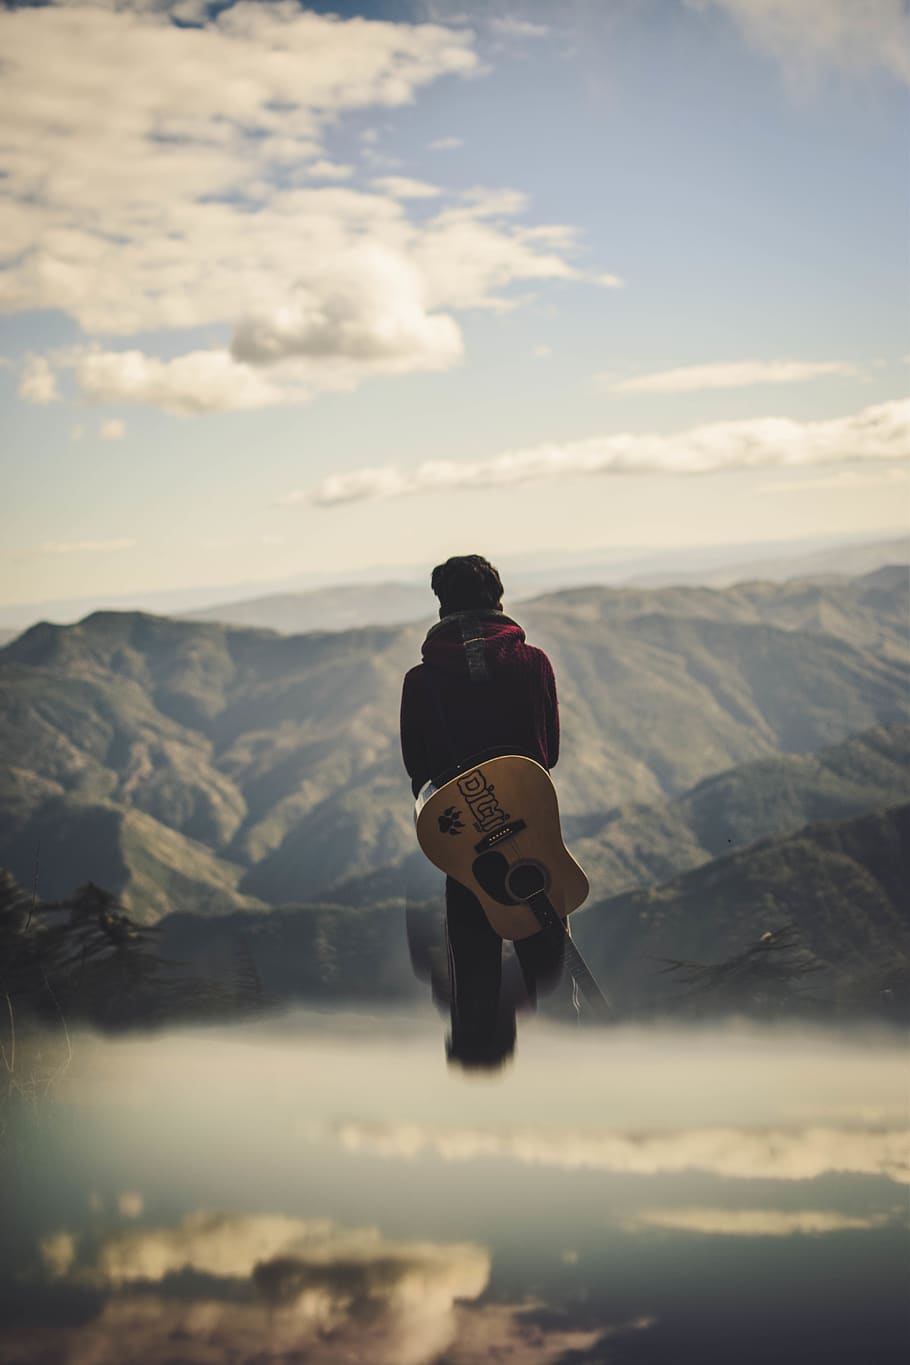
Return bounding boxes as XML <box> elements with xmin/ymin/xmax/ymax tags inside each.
<box><xmin>437</xmin><ymin>806</ymin><xmax>465</xmax><ymax>836</ymax></box>
<box><xmin>456</xmin><ymin>767</ymin><xmax>510</xmax><ymax>834</ymax></box>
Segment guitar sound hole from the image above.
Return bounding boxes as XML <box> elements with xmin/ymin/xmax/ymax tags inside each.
<box><xmin>506</xmin><ymin>862</ymin><xmax>546</xmax><ymax>900</ymax></box>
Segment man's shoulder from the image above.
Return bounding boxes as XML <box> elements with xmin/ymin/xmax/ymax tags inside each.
<box><xmin>518</xmin><ymin>639</ymin><xmax>554</xmax><ymax>671</ymax></box>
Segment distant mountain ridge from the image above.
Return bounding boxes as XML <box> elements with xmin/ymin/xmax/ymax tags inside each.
<box><xmin>523</xmin><ymin>563</ymin><xmax>909</xmax><ymax>661</ymax></box>
<box><xmin>1</xmin><ymin>568</ymin><xmax>907</xmax><ymax>920</ymax></box>
<box><xmin>179</xmin><ymin>538</ymin><xmax>909</xmax><ymax>635</ymax></box>
<box><xmin>4</xmin><ymin>532</ymin><xmax>902</xmax><ymax>637</ymax></box>
<box><xmin>626</xmin><ymin>535</ymin><xmax>910</xmax><ymax>588</ymax></box>
<box><xmin>173</xmin><ymin>553</ymin><xmax>910</xmax><ymax>640</ymax></box>
<box><xmin>181</xmin><ymin>582</ymin><xmax>435</xmax><ymax>635</ymax></box>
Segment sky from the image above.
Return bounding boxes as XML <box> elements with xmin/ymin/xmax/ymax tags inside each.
<box><xmin>1</xmin><ymin>0</ymin><xmax>908</xmax><ymax>612</ymax></box>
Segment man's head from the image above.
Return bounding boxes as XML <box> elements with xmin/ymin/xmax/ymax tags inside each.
<box><xmin>430</xmin><ymin>554</ymin><xmax>503</xmax><ymax>618</ymax></box>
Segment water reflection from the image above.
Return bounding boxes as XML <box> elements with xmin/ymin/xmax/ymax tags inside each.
<box><xmin>28</xmin><ymin>1212</ymin><xmax>493</xmax><ymax>1365</ymax></box>
<box><xmin>2</xmin><ymin>1013</ymin><xmax>908</xmax><ymax>1363</ymax></box>
<box><xmin>330</xmin><ymin>1116</ymin><xmax>909</xmax><ymax>1182</ymax></box>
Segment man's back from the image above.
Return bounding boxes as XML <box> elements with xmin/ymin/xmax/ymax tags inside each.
<box><xmin>400</xmin><ymin>608</ymin><xmax>559</xmax><ymax>797</ymax></box>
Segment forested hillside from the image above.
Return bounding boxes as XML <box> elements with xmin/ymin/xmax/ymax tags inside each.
<box><xmin>573</xmin><ymin>803</ymin><xmax>910</xmax><ymax>1015</ymax></box>
<box><xmin>54</xmin><ymin>803</ymin><xmax>905</xmax><ymax>1022</ymax></box>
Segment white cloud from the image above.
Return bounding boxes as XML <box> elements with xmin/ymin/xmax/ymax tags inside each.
<box><xmin>605</xmin><ymin>359</ymin><xmax>863</xmax><ymax>394</ymax></box>
<box><xmin>293</xmin><ymin>398</ymin><xmax>910</xmax><ymax>505</ymax></box>
<box><xmin>307</xmin><ymin>160</ymin><xmax>355</xmax><ymax>181</ymax></box>
<box><xmin>231</xmin><ymin>242</ymin><xmax>462</xmax><ymax>367</ymax></box>
<box><xmin>533</xmin><ymin>343</ymin><xmax>552</xmax><ymax>358</ymax></box>
<box><xmin>371</xmin><ymin>176</ymin><xmax>443</xmax><ymax>199</ymax></box>
<box><xmin>18</xmin><ymin>355</ymin><xmax>60</xmax><ymax>404</ymax></box>
<box><xmin>61</xmin><ymin>184</ymin><xmax>587</xmax><ymax>411</ymax></box>
<box><xmin>79</xmin><ymin>350</ymin><xmax>298</xmax><ymax>415</ymax></box>
<box><xmin>428</xmin><ymin>136</ymin><xmax>464</xmax><ymax>149</ymax></box>
<box><xmin>594</xmin><ymin>272</ymin><xmax>624</xmax><ymax>289</ymax></box>
<box><xmin>39</xmin><ymin>538</ymin><xmax>136</xmax><ymax>555</ymax></box>
<box><xmin>75</xmin><ymin>248</ymin><xmax>465</xmax><ymax>411</ymax></box>
<box><xmin>0</xmin><ymin>7</ymin><xmax>477</xmax><ymax>336</ymax></box>
<box><xmin>414</xmin><ymin>195</ymin><xmax>580</xmax><ymax>313</ymax></box>
<box><xmin>2</xmin><ymin>5</ymin><xmax>591</xmax><ymax>415</ymax></box>
<box><xmin>690</xmin><ymin>0</ymin><xmax>910</xmax><ymax>84</ymax></box>
<box><xmin>490</xmin><ymin>17</ymin><xmax>551</xmax><ymax>39</ymax></box>
<box><xmin>289</xmin><ymin>466</ymin><xmax>411</xmax><ymax>506</ymax></box>
<box><xmin>100</xmin><ymin>418</ymin><xmax>126</xmax><ymax>440</ymax></box>
<box><xmin>631</xmin><ymin>1207</ymin><xmax>895</xmax><ymax>1237</ymax></box>
<box><xmin>331</xmin><ymin>1119</ymin><xmax>910</xmax><ymax>1183</ymax></box>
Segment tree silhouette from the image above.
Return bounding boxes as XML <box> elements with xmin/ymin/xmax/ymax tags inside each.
<box><xmin>654</xmin><ymin>928</ymin><xmax>828</xmax><ymax>1018</ymax></box>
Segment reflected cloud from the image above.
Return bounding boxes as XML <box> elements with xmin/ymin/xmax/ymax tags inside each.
<box><xmin>38</xmin><ymin>1231</ymin><xmax>77</xmax><ymax>1278</ymax></box>
<box><xmin>452</xmin><ymin>1302</ymin><xmax>652</xmax><ymax>1363</ymax></box>
<box><xmin>116</xmin><ymin>1191</ymin><xmax>144</xmax><ymax>1220</ymax></box>
<box><xmin>330</xmin><ymin>1120</ymin><xmax>910</xmax><ymax>1184</ymax></box>
<box><xmin>22</xmin><ymin>1212</ymin><xmax>488</xmax><ymax>1365</ymax></box>
<box><xmin>8</xmin><ymin>1210</ymin><xmax>638</xmax><ymax>1365</ymax></box>
<box><xmin>5</xmin><ymin>1297</ymin><xmax>618</xmax><ymax>1365</ymax></box>
<box><xmin>631</xmin><ymin>1207</ymin><xmax>896</xmax><ymax>1237</ymax></box>
<box><xmin>91</xmin><ymin>1211</ymin><xmax>342</xmax><ymax>1286</ymax></box>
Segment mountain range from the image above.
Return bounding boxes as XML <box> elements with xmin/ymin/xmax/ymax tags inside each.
<box><xmin>338</xmin><ymin>721</ymin><xmax>910</xmax><ymax>908</ymax></box>
<box><xmin>176</xmin><ymin>535</ymin><xmax>910</xmax><ymax>635</ymax></box>
<box><xmin>627</xmin><ymin>533</ymin><xmax>910</xmax><ymax>588</ymax></box>
<box><xmin>0</xmin><ymin>565</ymin><xmax>906</xmax><ymax>923</ymax></box>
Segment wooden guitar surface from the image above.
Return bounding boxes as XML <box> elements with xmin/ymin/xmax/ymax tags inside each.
<box><xmin>415</xmin><ymin>755</ymin><xmax>589</xmax><ymax>941</ymax></box>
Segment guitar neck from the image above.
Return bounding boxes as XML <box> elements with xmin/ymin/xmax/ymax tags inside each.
<box><xmin>522</xmin><ymin>890</ymin><xmax>613</xmax><ymax>1023</ymax></box>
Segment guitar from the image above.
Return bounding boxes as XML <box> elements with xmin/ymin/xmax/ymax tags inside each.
<box><xmin>415</xmin><ymin>754</ymin><xmax>612</xmax><ymax>1021</ymax></box>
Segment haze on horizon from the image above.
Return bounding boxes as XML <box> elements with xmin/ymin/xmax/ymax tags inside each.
<box><xmin>1</xmin><ymin>0</ymin><xmax>908</xmax><ymax>611</ymax></box>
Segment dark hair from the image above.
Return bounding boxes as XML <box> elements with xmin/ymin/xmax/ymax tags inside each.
<box><xmin>430</xmin><ymin>554</ymin><xmax>503</xmax><ymax>617</ymax></box>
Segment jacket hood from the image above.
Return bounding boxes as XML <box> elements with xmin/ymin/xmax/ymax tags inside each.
<box><xmin>421</xmin><ymin>610</ymin><xmax>527</xmax><ymax>682</ymax></box>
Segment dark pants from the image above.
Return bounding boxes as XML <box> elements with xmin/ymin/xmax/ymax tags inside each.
<box><xmin>445</xmin><ymin>876</ymin><xmax>568</xmax><ymax>1065</ymax></box>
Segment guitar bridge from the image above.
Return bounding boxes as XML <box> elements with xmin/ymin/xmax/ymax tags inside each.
<box><xmin>473</xmin><ymin>819</ymin><xmax>527</xmax><ymax>853</ymax></box>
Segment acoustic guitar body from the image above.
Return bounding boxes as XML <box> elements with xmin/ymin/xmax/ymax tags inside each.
<box><xmin>415</xmin><ymin>755</ymin><xmax>589</xmax><ymax>940</ymax></box>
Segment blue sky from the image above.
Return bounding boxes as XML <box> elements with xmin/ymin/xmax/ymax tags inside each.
<box><xmin>1</xmin><ymin>0</ymin><xmax>907</xmax><ymax>610</ymax></box>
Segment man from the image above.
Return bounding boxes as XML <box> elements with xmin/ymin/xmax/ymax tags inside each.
<box><xmin>400</xmin><ymin>554</ymin><xmax>567</xmax><ymax>1067</ymax></box>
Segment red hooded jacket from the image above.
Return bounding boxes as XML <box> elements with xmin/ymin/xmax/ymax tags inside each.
<box><xmin>400</xmin><ymin>611</ymin><xmax>559</xmax><ymax>797</ymax></box>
